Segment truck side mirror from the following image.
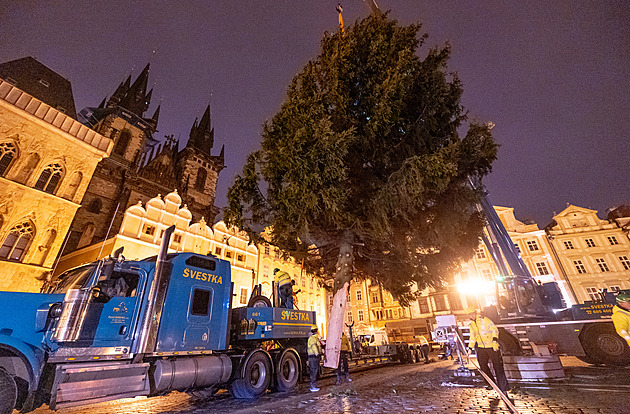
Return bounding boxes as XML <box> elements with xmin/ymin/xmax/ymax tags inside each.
<box><xmin>91</xmin><ymin>286</ymin><xmax>111</xmax><ymax>303</ymax></box>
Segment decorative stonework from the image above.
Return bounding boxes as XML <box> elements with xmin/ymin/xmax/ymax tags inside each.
<box><xmin>0</xmin><ymin>78</ymin><xmax>111</xmax><ymax>292</ymax></box>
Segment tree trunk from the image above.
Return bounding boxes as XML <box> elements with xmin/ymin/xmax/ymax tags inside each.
<box><xmin>324</xmin><ymin>230</ymin><xmax>354</xmax><ymax>369</ymax></box>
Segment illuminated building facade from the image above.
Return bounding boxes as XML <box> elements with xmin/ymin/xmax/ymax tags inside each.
<box><xmin>546</xmin><ymin>205</ymin><xmax>630</xmax><ymax>303</ymax></box>
<box><xmin>0</xmin><ymin>57</ymin><xmax>111</xmax><ymax>291</ymax></box>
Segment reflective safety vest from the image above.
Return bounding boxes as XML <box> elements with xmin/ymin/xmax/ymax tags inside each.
<box><xmin>308</xmin><ymin>333</ymin><xmax>322</xmax><ymax>356</ymax></box>
<box><xmin>468</xmin><ymin>316</ymin><xmax>499</xmax><ymax>350</ymax></box>
<box><xmin>612</xmin><ymin>305</ymin><xmax>630</xmax><ymax>347</ymax></box>
<box><xmin>418</xmin><ymin>335</ymin><xmax>429</xmax><ymax>347</ymax></box>
<box><xmin>274</xmin><ymin>270</ymin><xmax>292</xmax><ymax>288</ymax></box>
<box><xmin>341</xmin><ymin>334</ymin><xmax>351</xmax><ymax>352</ymax></box>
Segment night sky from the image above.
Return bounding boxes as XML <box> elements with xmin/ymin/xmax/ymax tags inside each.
<box><xmin>2</xmin><ymin>1</ymin><xmax>629</xmax><ymax>226</ymax></box>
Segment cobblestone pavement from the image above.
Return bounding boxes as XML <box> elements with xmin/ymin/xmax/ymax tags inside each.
<box><xmin>21</xmin><ymin>356</ymin><xmax>630</xmax><ymax>414</ymax></box>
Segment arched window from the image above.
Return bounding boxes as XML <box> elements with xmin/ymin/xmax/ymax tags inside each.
<box><xmin>0</xmin><ymin>221</ymin><xmax>35</xmax><ymax>262</ymax></box>
<box><xmin>195</xmin><ymin>167</ymin><xmax>207</xmax><ymax>191</ymax></box>
<box><xmin>0</xmin><ymin>141</ymin><xmax>17</xmax><ymax>177</ymax></box>
<box><xmin>35</xmin><ymin>162</ymin><xmax>63</xmax><ymax>194</ymax></box>
<box><xmin>113</xmin><ymin>130</ymin><xmax>131</xmax><ymax>157</ymax></box>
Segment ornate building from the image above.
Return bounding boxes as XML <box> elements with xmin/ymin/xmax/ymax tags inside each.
<box><xmin>0</xmin><ymin>57</ymin><xmax>112</xmax><ymax>291</ymax></box>
<box><xmin>546</xmin><ymin>205</ymin><xmax>630</xmax><ymax>303</ymax></box>
<box><xmin>65</xmin><ymin>64</ymin><xmax>224</xmax><ymax>254</ymax></box>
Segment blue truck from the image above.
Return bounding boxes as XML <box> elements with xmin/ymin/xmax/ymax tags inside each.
<box><xmin>0</xmin><ymin>226</ymin><xmax>314</xmax><ymax>413</ymax></box>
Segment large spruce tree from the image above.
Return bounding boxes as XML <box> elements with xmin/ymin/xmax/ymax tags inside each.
<box><xmin>225</xmin><ymin>12</ymin><xmax>498</xmax><ymax>363</ymax></box>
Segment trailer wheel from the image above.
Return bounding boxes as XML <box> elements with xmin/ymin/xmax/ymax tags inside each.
<box><xmin>231</xmin><ymin>352</ymin><xmax>271</xmax><ymax>399</ymax></box>
<box><xmin>580</xmin><ymin>323</ymin><xmax>630</xmax><ymax>367</ymax></box>
<box><xmin>0</xmin><ymin>368</ymin><xmax>17</xmax><ymax>414</ymax></box>
<box><xmin>275</xmin><ymin>350</ymin><xmax>300</xmax><ymax>392</ymax></box>
<box><xmin>248</xmin><ymin>295</ymin><xmax>272</xmax><ymax>308</ymax></box>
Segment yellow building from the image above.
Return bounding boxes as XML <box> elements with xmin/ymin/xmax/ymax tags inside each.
<box><xmin>340</xmin><ymin>279</ymin><xmax>415</xmax><ymax>341</ymax></box>
<box><xmin>0</xmin><ymin>57</ymin><xmax>111</xmax><ymax>291</ymax></box>
<box><xmin>546</xmin><ymin>205</ymin><xmax>630</xmax><ymax>303</ymax></box>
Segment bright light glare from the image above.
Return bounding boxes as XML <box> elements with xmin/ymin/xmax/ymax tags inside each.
<box><xmin>457</xmin><ymin>279</ymin><xmax>495</xmax><ymax>296</ymax></box>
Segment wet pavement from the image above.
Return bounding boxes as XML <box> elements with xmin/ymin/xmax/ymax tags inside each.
<box><xmin>21</xmin><ymin>356</ymin><xmax>630</xmax><ymax>414</ymax></box>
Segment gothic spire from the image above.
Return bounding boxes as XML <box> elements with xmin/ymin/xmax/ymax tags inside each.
<box><xmin>187</xmin><ymin>105</ymin><xmax>214</xmax><ymax>156</ymax></box>
<box><xmin>116</xmin><ymin>63</ymin><xmax>152</xmax><ymax>117</ymax></box>
<box><xmin>151</xmin><ymin>104</ymin><xmax>161</xmax><ymax>124</ymax></box>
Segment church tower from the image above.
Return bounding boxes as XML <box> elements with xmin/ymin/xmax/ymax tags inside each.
<box><xmin>66</xmin><ymin>64</ymin><xmax>160</xmax><ymax>253</ymax></box>
<box><xmin>65</xmin><ymin>66</ymin><xmax>223</xmax><ymax>254</ymax></box>
<box><xmin>176</xmin><ymin>106</ymin><xmax>225</xmax><ymax>223</ymax></box>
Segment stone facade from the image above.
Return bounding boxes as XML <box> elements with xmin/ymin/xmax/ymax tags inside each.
<box><xmin>546</xmin><ymin>205</ymin><xmax>630</xmax><ymax>303</ymax></box>
<box><xmin>0</xmin><ymin>74</ymin><xmax>111</xmax><ymax>292</ymax></box>
<box><xmin>65</xmin><ymin>65</ymin><xmax>224</xmax><ymax>255</ymax></box>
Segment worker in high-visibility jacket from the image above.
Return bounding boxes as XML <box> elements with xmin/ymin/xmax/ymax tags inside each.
<box><xmin>273</xmin><ymin>268</ymin><xmax>294</xmax><ymax>309</ymax></box>
<box><xmin>612</xmin><ymin>290</ymin><xmax>630</xmax><ymax>347</ymax></box>
<box><xmin>467</xmin><ymin>307</ymin><xmax>509</xmax><ymax>393</ymax></box>
<box><xmin>418</xmin><ymin>334</ymin><xmax>431</xmax><ymax>364</ymax></box>
<box><xmin>307</xmin><ymin>325</ymin><xmax>323</xmax><ymax>392</ymax></box>
<box><xmin>336</xmin><ymin>332</ymin><xmax>352</xmax><ymax>384</ymax></box>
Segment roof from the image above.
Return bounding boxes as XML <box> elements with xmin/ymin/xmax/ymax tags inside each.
<box><xmin>0</xmin><ymin>56</ymin><xmax>77</xmax><ymax>118</ymax></box>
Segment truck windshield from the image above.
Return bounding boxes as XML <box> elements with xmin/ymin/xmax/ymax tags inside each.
<box><xmin>48</xmin><ymin>264</ymin><xmax>96</xmax><ymax>294</ymax></box>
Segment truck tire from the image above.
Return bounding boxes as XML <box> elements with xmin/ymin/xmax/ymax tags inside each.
<box><xmin>275</xmin><ymin>350</ymin><xmax>300</xmax><ymax>392</ymax></box>
<box><xmin>230</xmin><ymin>352</ymin><xmax>272</xmax><ymax>399</ymax></box>
<box><xmin>248</xmin><ymin>295</ymin><xmax>272</xmax><ymax>308</ymax></box>
<box><xmin>0</xmin><ymin>368</ymin><xmax>17</xmax><ymax>414</ymax></box>
<box><xmin>580</xmin><ymin>323</ymin><xmax>630</xmax><ymax>366</ymax></box>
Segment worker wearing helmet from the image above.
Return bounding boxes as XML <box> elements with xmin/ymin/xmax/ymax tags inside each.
<box><xmin>612</xmin><ymin>290</ymin><xmax>630</xmax><ymax>347</ymax></box>
<box><xmin>273</xmin><ymin>268</ymin><xmax>294</xmax><ymax>309</ymax></box>
<box><xmin>467</xmin><ymin>307</ymin><xmax>509</xmax><ymax>393</ymax></box>
<box><xmin>307</xmin><ymin>325</ymin><xmax>323</xmax><ymax>392</ymax></box>
<box><xmin>336</xmin><ymin>332</ymin><xmax>352</xmax><ymax>384</ymax></box>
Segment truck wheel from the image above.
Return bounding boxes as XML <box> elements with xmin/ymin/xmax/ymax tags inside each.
<box><xmin>580</xmin><ymin>323</ymin><xmax>630</xmax><ymax>366</ymax></box>
<box><xmin>275</xmin><ymin>350</ymin><xmax>300</xmax><ymax>392</ymax></box>
<box><xmin>248</xmin><ymin>295</ymin><xmax>272</xmax><ymax>308</ymax></box>
<box><xmin>0</xmin><ymin>368</ymin><xmax>17</xmax><ymax>414</ymax></box>
<box><xmin>230</xmin><ymin>352</ymin><xmax>272</xmax><ymax>399</ymax></box>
